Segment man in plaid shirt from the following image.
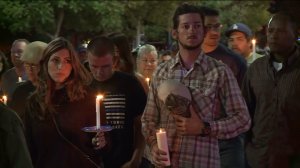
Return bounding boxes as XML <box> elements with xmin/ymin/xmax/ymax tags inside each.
<box><xmin>141</xmin><ymin>3</ymin><xmax>251</xmax><ymax>168</ymax></box>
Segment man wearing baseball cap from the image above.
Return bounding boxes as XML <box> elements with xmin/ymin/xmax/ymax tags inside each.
<box><xmin>226</xmin><ymin>23</ymin><xmax>263</xmax><ymax>66</ymax></box>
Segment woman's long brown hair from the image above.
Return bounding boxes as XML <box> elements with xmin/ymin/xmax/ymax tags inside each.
<box><xmin>28</xmin><ymin>37</ymin><xmax>92</xmax><ymax>119</ymax></box>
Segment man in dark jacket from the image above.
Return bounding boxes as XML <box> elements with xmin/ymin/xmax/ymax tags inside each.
<box><xmin>0</xmin><ymin>103</ymin><xmax>33</xmax><ymax>168</ymax></box>
<box><xmin>242</xmin><ymin>12</ymin><xmax>300</xmax><ymax>168</ymax></box>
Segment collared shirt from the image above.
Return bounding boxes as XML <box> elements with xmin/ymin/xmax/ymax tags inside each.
<box><xmin>142</xmin><ymin>51</ymin><xmax>251</xmax><ymax>168</ymax></box>
<box><xmin>242</xmin><ymin>45</ymin><xmax>300</xmax><ymax>168</ymax></box>
<box><xmin>246</xmin><ymin>52</ymin><xmax>264</xmax><ymax>66</ymax></box>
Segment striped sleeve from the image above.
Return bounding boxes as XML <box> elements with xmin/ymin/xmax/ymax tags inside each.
<box><xmin>210</xmin><ymin>66</ymin><xmax>251</xmax><ymax>139</ymax></box>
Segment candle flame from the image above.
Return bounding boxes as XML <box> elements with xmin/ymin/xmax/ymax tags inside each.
<box><xmin>145</xmin><ymin>78</ymin><xmax>150</xmax><ymax>82</ymax></box>
<box><xmin>2</xmin><ymin>95</ymin><xmax>7</xmax><ymax>104</ymax></box>
<box><xmin>159</xmin><ymin>128</ymin><xmax>164</xmax><ymax>133</ymax></box>
<box><xmin>97</xmin><ymin>95</ymin><xmax>104</xmax><ymax>100</ymax></box>
<box><xmin>252</xmin><ymin>39</ymin><xmax>256</xmax><ymax>44</ymax></box>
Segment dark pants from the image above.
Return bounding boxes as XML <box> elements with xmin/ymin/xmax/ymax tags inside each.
<box><xmin>219</xmin><ymin>135</ymin><xmax>245</xmax><ymax>168</ymax></box>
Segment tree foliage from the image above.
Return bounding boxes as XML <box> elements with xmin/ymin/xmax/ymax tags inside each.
<box><xmin>191</xmin><ymin>0</ymin><xmax>271</xmax><ymax>32</ymax></box>
<box><xmin>0</xmin><ymin>0</ymin><xmax>272</xmax><ymax>43</ymax></box>
<box><xmin>0</xmin><ymin>1</ymin><xmax>125</xmax><ymax>39</ymax></box>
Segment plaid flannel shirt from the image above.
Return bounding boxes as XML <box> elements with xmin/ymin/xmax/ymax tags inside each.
<box><xmin>141</xmin><ymin>51</ymin><xmax>251</xmax><ymax>168</ymax></box>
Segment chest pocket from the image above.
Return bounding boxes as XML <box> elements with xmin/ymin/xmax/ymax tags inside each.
<box><xmin>189</xmin><ymin>77</ymin><xmax>219</xmax><ymax>121</ymax></box>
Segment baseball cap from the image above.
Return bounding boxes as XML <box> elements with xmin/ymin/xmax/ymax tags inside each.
<box><xmin>21</xmin><ymin>41</ymin><xmax>47</xmax><ymax>64</ymax></box>
<box><xmin>225</xmin><ymin>23</ymin><xmax>252</xmax><ymax>38</ymax></box>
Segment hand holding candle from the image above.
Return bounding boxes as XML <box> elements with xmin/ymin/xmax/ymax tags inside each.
<box><xmin>96</xmin><ymin>95</ymin><xmax>104</xmax><ymax>129</ymax></box>
<box><xmin>18</xmin><ymin>76</ymin><xmax>22</xmax><ymax>83</ymax></box>
<box><xmin>145</xmin><ymin>77</ymin><xmax>150</xmax><ymax>87</ymax></box>
<box><xmin>82</xmin><ymin>94</ymin><xmax>112</xmax><ymax>133</ymax></box>
<box><xmin>156</xmin><ymin>128</ymin><xmax>171</xmax><ymax>166</ymax></box>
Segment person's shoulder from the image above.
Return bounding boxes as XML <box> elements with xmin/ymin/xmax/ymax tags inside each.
<box><xmin>153</xmin><ymin>57</ymin><xmax>175</xmax><ymax>77</ymax></box>
<box><xmin>11</xmin><ymin>81</ymin><xmax>35</xmax><ymax>104</ymax></box>
<box><xmin>205</xmin><ymin>54</ymin><xmax>235</xmax><ymax>77</ymax></box>
<box><xmin>251</xmin><ymin>54</ymin><xmax>267</xmax><ymax>65</ymax></box>
<box><xmin>1</xmin><ymin>67</ymin><xmax>15</xmax><ymax>79</ymax></box>
<box><xmin>112</xmin><ymin>71</ymin><xmax>144</xmax><ymax>88</ymax></box>
<box><xmin>15</xmin><ymin>81</ymin><xmax>34</xmax><ymax>91</ymax></box>
<box><xmin>135</xmin><ymin>72</ymin><xmax>147</xmax><ymax>84</ymax></box>
<box><xmin>0</xmin><ymin>104</ymin><xmax>22</xmax><ymax>132</ymax></box>
<box><xmin>218</xmin><ymin>44</ymin><xmax>246</xmax><ymax>62</ymax></box>
<box><xmin>114</xmin><ymin>71</ymin><xmax>137</xmax><ymax>81</ymax></box>
<box><xmin>205</xmin><ymin>54</ymin><xmax>227</xmax><ymax>68</ymax></box>
<box><xmin>255</xmin><ymin>53</ymin><xmax>264</xmax><ymax>59</ymax></box>
<box><xmin>248</xmin><ymin>54</ymin><xmax>268</xmax><ymax>73</ymax></box>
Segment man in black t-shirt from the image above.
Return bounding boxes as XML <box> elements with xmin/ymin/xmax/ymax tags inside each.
<box><xmin>200</xmin><ymin>7</ymin><xmax>247</xmax><ymax>88</ymax></box>
<box><xmin>87</xmin><ymin>36</ymin><xmax>147</xmax><ymax>168</ymax></box>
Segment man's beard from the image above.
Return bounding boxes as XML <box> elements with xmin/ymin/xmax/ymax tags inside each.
<box><xmin>178</xmin><ymin>39</ymin><xmax>202</xmax><ymax>50</ymax></box>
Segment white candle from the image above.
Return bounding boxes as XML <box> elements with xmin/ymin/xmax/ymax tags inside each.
<box><xmin>145</xmin><ymin>77</ymin><xmax>150</xmax><ymax>87</ymax></box>
<box><xmin>252</xmin><ymin>39</ymin><xmax>256</xmax><ymax>58</ymax></box>
<box><xmin>82</xmin><ymin>43</ymin><xmax>88</xmax><ymax>48</ymax></box>
<box><xmin>96</xmin><ymin>95</ymin><xmax>103</xmax><ymax>129</ymax></box>
<box><xmin>2</xmin><ymin>95</ymin><xmax>7</xmax><ymax>105</ymax></box>
<box><xmin>18</xmin><ymin>76</ymin><xmax>22</xmax><ymax>82</ymax></box>
<box><xmin>156</xmin><ymin>128</ymin><xmax>171</xmax><ymax>166</ymax></box>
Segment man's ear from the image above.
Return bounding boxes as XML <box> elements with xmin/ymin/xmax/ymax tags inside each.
<box><xmin>172</xmin><ymin>29</ymin><xmax>178</xmax><ymax>40</ymax></box>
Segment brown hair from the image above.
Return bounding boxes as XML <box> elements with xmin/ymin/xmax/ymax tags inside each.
<box><xmin>87</xmin><ymin>35</ymin><xmax>115</xmax><ymax>57</ymax></box>
<box><xmin>172</xmin><ymin>3</ymin><xmax>204</xmax><ymax>29</ymax></box>
<box><xmin>108</xmin><ymin>33</ymin><xmax>135</xmax><ymax>75</ymax></box>
<box><xmin>28</xmin><ymin>37</ymin><xmax>92</xmax><ymax>119</ymax></box>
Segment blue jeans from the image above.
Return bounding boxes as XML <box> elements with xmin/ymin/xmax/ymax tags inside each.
<box><xmin>219</xmin><ymin>135</ymin><xmax>245</xmax><ymax>168</ymax></box>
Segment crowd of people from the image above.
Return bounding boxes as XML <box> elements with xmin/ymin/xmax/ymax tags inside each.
<box><xmin>0</xmin><ymin>3</ymin><xmax>299</xmax><ymax>168</ymax></box>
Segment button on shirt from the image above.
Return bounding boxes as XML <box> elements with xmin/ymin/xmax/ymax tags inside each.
<box><xmin>142</xmin><ymin>51</ymin><xmax>251</xmax><ymax>168</ymax></box>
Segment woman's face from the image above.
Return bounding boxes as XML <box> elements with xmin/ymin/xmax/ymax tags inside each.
<box><xmin>48</xmin><ymin>49</ymin><xmax>72</xmax><ymax>89</ymax></box>
<box><xmin>137</xmin><ymin>51</ymin><xmax>158</xmax><ymax>78</ymax></box>
<box><xmin>24</xmin><ymin>62</ymin><xmax>40</xmax><ymax>84</ymax></box>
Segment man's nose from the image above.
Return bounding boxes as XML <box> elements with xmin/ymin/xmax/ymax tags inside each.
<box><xmin>13</xmin><ymin>53</ymin><xmax>21</xmax><ymax>58</ymax></box>
<box><xmin>96</xmin><ymin>68</ymin><xmax>103</xmax><ymax>76</ymax></box>
<box><xmin>146</xmin><ymin>61</ymin><xmax>152</xmax><ymax>66</ymax></box>
<box><xmin>231</xmin><ymin>41</ymin><xmax>238</xmax><ymax>46</ymax></box>
<box><xmin>186</xmin><ymin>24</ymin><xmax>197</xmax><ymax>33</ymax></box>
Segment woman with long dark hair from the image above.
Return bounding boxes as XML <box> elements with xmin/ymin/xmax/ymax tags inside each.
<box><xmin>108</xmin><ymin>33</ymin><xmax>149</xmax><ymax>93</ymax></box>
<box><xmin>24</xmin><ymin>37</ymin><xmax>103</xmax><ymax>168</ymax></box>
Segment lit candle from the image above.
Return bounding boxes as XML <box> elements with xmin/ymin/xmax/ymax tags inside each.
<box><xmin>156</xmin><ymin>128</ymin><xmax>171</xmax><ymax>166</ymax></box>
<box><xmin>252</xmin><ymin>39</ymin><xmax>256</xmax><ymax>58</ymax></box>
<box><xmin>2</xmin><ymin>95</ymin><xmax>7</xmax><ymax>105</ymax></box>
<box><xmin>96</xmin><ymin>95</ymin><xmax>104</xmax><ymax>129</ymax></box>
<box><xmin>18</xmin><ymin>76</ymin><xmax>22</xmax><ymax>82</ymax></box>
<box><xmin>82</xmin><ymin>43</ymin><xmax>88</xmax><ymax>48</ymax></box>
<box><xmin>145</xmin><ymin>77</ymin><xmax>150</xmax><ymax>87</ymax></box>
